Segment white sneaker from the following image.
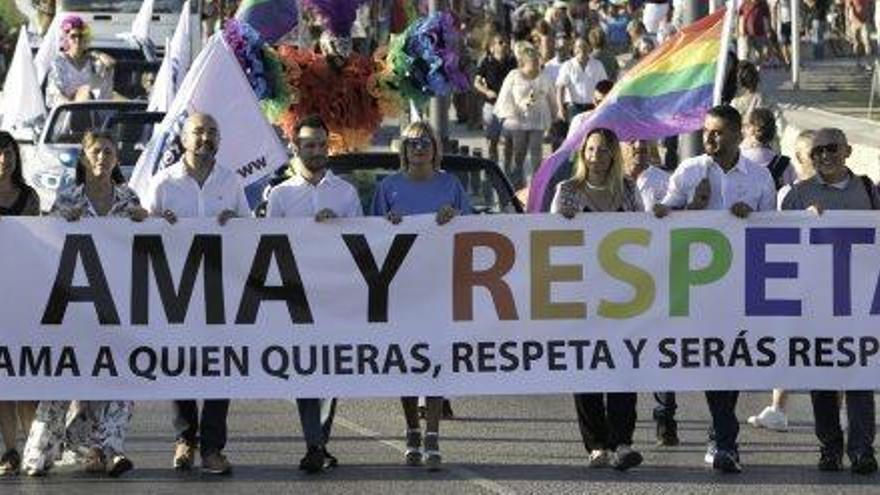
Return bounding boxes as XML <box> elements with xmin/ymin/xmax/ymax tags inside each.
<box><xmin>747</xmin><ymin>406</ymin><xmax>788</xmax><ymax>431</ymax></box>
<box><xmin>588</xmin><ymin>449</ymin><xmax>611</xmax><ymax>468</ymax></box>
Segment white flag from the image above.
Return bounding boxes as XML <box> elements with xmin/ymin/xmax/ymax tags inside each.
<box><xmin>34</xmin><ymin>15</ymin><xmax>61</xmax><ymax>84</ymax></box>
<box><xmin>148</xmin><ymin>0</ymin><xmax>192</xmax><ymax>112</ymax></box>
<box><xmin>129</xmin><ymin>34</ymin><xmax>287</xmax><ymax>206</ymax></box>
<box><xmin>131</xmin><ymin>0</ymin><xmax>155</xmax><ymax>44</ymax></box>
<box><xmin>1</xmin><ymin>27</ymin><xmax>46</xmax><ymax>132</ymax></box>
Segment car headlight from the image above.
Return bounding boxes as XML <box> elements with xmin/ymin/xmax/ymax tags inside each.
<box><xmin>59</xmin><ymin>151</ymin><xmax>77</xmax><ymax>166</ymax></box>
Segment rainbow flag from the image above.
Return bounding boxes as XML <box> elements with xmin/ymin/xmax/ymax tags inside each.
<box><xmin>235</xmin><ymin>0</ymin><xmax>299</xmax><ymax>43</ymax></box>
<box><xmin>527</xmin><ymin>9</ymin><xmax>728</xmax><ymax>212</ymax></box>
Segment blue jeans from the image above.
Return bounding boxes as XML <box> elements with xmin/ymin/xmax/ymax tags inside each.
<box><xmin>811</xmin><ymin>19</ymin><xmax>826</xmax><ymax>60</ymax></box>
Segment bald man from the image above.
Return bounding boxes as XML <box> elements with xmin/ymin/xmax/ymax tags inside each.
<box><xmin>144</xmin><ymin>113</ymin><xmax>251</xmax><ymax>475</ymax></box>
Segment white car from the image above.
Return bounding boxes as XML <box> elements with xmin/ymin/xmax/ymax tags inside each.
<box><xmin>23</xmin><ymin>100</ymin><xmax>155</xmax><ymax>211</ymax></box>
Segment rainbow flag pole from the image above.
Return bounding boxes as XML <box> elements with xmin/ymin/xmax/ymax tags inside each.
<box><xmin>526</xmin><ymin>5</ymin><xmax>735</xmax><ymax>213</ymax></box>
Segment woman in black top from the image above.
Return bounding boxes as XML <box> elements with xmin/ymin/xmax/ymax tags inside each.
<box><xmin>0</xmin><ymin>131</ymin><xmax>39</xmax><ymax>475</ymax></box>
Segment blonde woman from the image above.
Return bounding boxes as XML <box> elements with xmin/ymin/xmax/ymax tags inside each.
<box><xmin>551</xmin><ymin>127</ymin><xmax>643</xmax><ymax>471</ymax></box>
<box><xmin>494</xmin><ymin>41</ymin><xmax>556</xmax><ymax>188</ymax></box>
<box><xmin>371</xmin><ymin>121</ymin><xmax>472</xmax><ymax>471</ymax></box>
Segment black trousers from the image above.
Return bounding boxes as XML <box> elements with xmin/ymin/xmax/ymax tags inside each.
<box><xmin>573</xmin><ymin>393</ymin><xmax>637</xmax><ymax>451</ymax></box>
<box><xmin>706</xmin><ymin>391</ymin><xmax>739</xmax><ymax>452</ymax></box>
<box><xmin>653</xmin><ymin>392</ymin><xmax>677</xmax><ymax>422</ymax></box>
<box><xmin>173</xmin><ymin>399</ymin><xmax>230</xmax><ymax>455</ymax></box>
<box><xmin>811</xmin><ymin>390</ymin><xmax>875</xmax><ymax>460</ymax></box>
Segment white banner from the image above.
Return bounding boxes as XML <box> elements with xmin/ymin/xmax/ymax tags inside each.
<box><xmin>2</xmin><ymin>212</ymin><xmax>880</xmax><ymax>400</ymax></box>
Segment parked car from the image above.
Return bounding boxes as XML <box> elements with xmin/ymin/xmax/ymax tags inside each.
<box><xmin>23</xmin><ymin>100</ymin><xmax>153</xmax><ymax>211</ymax></box>
<box><xmin>254</xmin><ymin>152</ymin><xmax>524</xmax><ymax>217</ymax></box>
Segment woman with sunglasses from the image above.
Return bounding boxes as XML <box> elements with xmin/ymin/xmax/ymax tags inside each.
<box><xmin>0</xmin><ymin>131</ymin><xmax>40</xmax><ymax>476</ymax></box>
<box><xmin>22</xmin><ymin>131</ymin><xmax>146</xmax><ymax>478</ymax></box>
<box><xmin>371</xmin><ymin>121</ymin><xmax>472</xmax><ymax>471</ymax></box>
<box><xmin>550</xmin><ymin>127</ymin><xmax>644</xmax><ymax>471</ymax></box>
<box><xmin>46</xmin><ymin>15</ymin><xmax>115</xmax><ymax>109</ymax></box>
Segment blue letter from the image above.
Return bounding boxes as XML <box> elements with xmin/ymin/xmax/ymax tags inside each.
<box><xmin>811</xmin><ymin>228</ymin><xmax>875</xmax><ymax>316</ymax></box>
<box><xmin>745</xmin><ymin>228</ymin><xmax>801</xmax><ymax>316</ymax></box>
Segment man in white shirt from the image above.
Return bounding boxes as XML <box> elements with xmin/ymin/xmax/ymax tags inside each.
<box><xmin>146</xmin><ymin>114</ymin><xmax>251</xmax><ymax>224</ymax></box>
<box><xmin>555</xmin><ymin>38</ymin><xmax>607</xmax><ymax>123</ymax></box>
<box><xmin>623</xmin><ymin>139</ymin><xmax>671</xmax><ymax>212</ymax></box>
<box><xmin>144</xmin><ymin>112</ymin><xmax>250</xmax><ymax>476</ymax></box>
<box><xmin>265</xmin><ymin>115</ymin><xmax>362</xmax><ymax>474</ymax></box>
<box><xmin>654</xmin><ymin>105</ymin><xmax>776</xmax><ymax>474</ymax></box>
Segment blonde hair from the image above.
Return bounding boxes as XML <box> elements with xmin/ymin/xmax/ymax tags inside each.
<box><xmin>399</xmin><ymin>121</ymin><xmax>442</xmax><ymax>170</ymax></box>
<box><xmin>572</xmin><ymin>128</ymin><xmax>625</xmax><ymax>201</ymax></box>
<box><xmin>513</xmin><ymin>41</ymin><xmax>539</xmax><ymax>67</ymax></box>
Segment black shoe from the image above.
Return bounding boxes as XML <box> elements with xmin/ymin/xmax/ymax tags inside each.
<box><xmin>817</xmin><ymin>451</ymin><xmax>843</xmax><ymax>472</ymax></box>
<box><xmin>442</xmin><ymin>399</ymin><xmax>454</xmax><ymax>420</ymax></box>
<box><xmin>322</xmin><ymin>448</ymin><xmax>338</xmax><ymax>469</ymax></box>
<box><xmin>613</xmin><ymin>446</ymin><xmax>643</xmax><ymax>471</ymax></box>
<box><xmin>851</xmin><ymin>454</ymin><xmax>878</xmax><ymax>475</ymax></box>
<box><xmin>299</xmin><ymin>446</ymin><xmax>325</xmax><ymax>474</ymax></box>
<box><xmin>712</xmin><ymin>450</ymin><xmax>742</xmax><ymax>474</ymax></box>
<box><xmin>656</xmin><ymin>420</ymin><xmax>680</xmax><ymax>447</ymax></box>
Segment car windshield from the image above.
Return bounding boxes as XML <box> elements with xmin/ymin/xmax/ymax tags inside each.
<box><xmin>46</xmin><ymin>105</ymin><xmax>146</xmax><ymax>145</ymax></box>
<box><xmin>59</xmin><ymin>0</ymin><xmax>185</xmax><ymax>13</ymax></box>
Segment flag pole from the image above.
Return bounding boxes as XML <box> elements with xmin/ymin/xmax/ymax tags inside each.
<box><xmin>712</xmin><ymin>1</ymin><xmax>737</xmax><ymax>106</ymax></box>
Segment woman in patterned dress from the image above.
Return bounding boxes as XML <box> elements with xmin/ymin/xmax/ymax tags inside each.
<box><xmin>22</xmin><ymin>131</ymin><xmax>147</xmax><ymax>477</ymax></box>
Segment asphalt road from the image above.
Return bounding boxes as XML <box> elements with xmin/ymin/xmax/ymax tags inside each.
<box><xmin>1</xmin><ymin>391</ymin><xmax>879</xmax><ymax>494</ymax></box>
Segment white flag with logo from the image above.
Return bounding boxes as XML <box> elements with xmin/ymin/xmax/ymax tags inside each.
<box><xmin>34</xmin><ymin>15</ymin><xmax>60</xmax><ymax>84</ymax></box>
<box><xmin>129</xmin><ymin>34</ymin><xmax>287</xmax><ymax>205</ymax></box>
<box><xmin>1</xmin><ymin>27</ymin><xmax>46</xmax><ymax>132</ymax></box>
<box><xmin>148</xmin><ymin>0</ymin><xmax>192</xmax><ymax>112</ymax></box>
<box><xmin>131</xmin><ymin>0</ymin><xmax>155</xmax><ymax>44</ymax></box>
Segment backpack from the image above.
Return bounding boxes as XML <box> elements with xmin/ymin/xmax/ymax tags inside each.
<box><xmin>767</xmin><ymin>154</ymin><xmax>791</xmax><ymax>191</ymax></box>
<box><xmin>860</xmin><ymin>175</ymin><xmax>878</xmax><ymax>210</ymax></box>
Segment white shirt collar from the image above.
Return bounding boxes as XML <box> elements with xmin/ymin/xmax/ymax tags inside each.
<box><xmin>289</xmin><ymin>168</ymin><xmax>336</xmax><ymax>187</ymax></box>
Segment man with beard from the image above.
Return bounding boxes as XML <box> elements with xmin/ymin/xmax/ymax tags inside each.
<box><xmin>654</xmin><ymin>105</ymin><xmax>776</xmax><ymax>474</ymax></box>
<box><xmin>266</xmin><ymin>115</ymin><xmax>362</xmax><ymax>473</ymax></box>
<box><xmin>144</xmin><ymin>112</ymin><xmax>250</xmax><ymax>475</ymax></box>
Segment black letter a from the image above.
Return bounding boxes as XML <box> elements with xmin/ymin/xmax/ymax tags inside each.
<box><xmin>41</xmin><ymin>235</ymin><xmax>120</xmax><ymax>325</ymax></box>
<box><xmin>235</xmin><ymin>235</ymin><xmax>313</xmax><ymax>324</ymax></box>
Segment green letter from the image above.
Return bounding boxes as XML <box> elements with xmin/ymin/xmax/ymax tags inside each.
<box><xmin>598</xmin><ymin>229</ymin><xmax>655</xmax><ymax>319</ymax></box>
<box><xmin>669</xmin><ymin>228</ymin><xmax>732</xmax><ymax>316</ymax></box>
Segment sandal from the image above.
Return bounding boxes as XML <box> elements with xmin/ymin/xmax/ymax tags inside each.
<box><xmin>83</xmin><ymin>447</ymin><xmax>106</xmax><ymax>474</ymax></box>
<box><xmin>0</xmin><ymin>449</ymin><xmax>20</xmax><ymax>476</ymax></box>
<box><xmin>108</xmin><ymin>455</ymin><xmax>134</xmax><ymax>478</ymax></box>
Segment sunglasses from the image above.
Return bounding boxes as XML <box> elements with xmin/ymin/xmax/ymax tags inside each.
<box><xmin>404</xmin><ymin>136</ymin><xmax>433</xmax><ymax>151</ymax></box>
<box><xmin>810</xmin><ymin>143</ymin><xmax>842</xmax><ymax>157</ymax></box>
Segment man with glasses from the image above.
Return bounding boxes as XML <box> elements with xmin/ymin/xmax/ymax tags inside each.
<box><xmin>780</xmin><ymin>127</ymin><xmax>878</xmax><ymax>474</ymax></box>
<box><xmin>266</xmin><ymin>115</ymin><xmax>361</xmax><ymax>473</ymax></box>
